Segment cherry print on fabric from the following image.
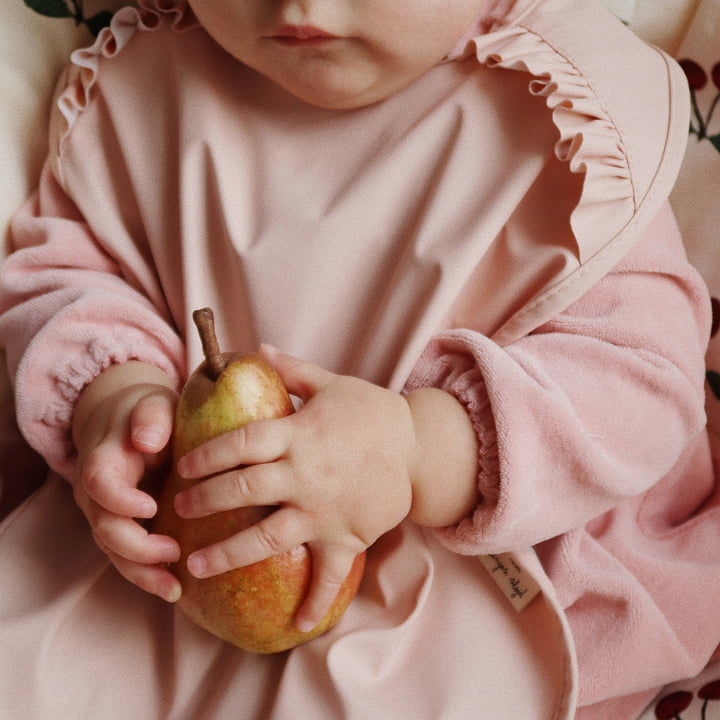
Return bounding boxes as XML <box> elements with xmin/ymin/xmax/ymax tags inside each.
<box><xmin>678</xmin><ymin>58</ymin><xmax>720</xmax><ymax>152</ymax></box>
<box><xmin>654</xmin><ymin>678</ymin><xmax>720</xmax><ymax>719</ymax></box>
<box><xmin>705</xmin><ymin>298</ymin><xmax>720</xmax><ymax>401</ymax></box>
<box><xmin>654</xmin><ymin>691</ymin><xmax>693</xmax><ymax>720</ymax></box>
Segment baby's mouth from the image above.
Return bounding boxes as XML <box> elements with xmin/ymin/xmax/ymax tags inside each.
<box><xmin>270</xmin><ymin>24</ymin><xmax>340</xmax><ymax>45</ymax></box>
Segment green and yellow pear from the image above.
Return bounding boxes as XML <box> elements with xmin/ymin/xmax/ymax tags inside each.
<box><xmin>154</xmin><ymin>308</ymin><xmax>365</xmax><ymax>653</ymax></box>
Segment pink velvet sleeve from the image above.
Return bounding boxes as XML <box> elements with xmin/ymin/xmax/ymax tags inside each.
<box><xmin>405</xmin><ymin>203</ymin><xmax>711</xmax><ymax>553</ymax></box>
<box><xmin>0</xmin><ymin>163</ymin><xmax>186</xmax><ymax>479</ymax></box>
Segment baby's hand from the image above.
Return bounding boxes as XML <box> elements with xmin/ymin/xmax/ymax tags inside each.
<box><xmin>72</xmin><ymin>362</ymin><xmax>182</xmax><ymax>603</ymax></box>
<box><xmin>173</xmin><ymin>346</ymin><xmax>417</xmax><ymax>632</ymax></box>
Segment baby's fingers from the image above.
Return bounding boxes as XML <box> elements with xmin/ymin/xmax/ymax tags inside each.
<box><xmin>80</xmin><ymin>445</ymin><xmax>156</xmax><ymax>519</ymax></box>
<box><xmin>91</xmin><ymin>510</ymin><xmax>180</xmax><ymax>567</ymax></box>
<box><xmin>177</xmin><ymin>415</ymin><xmax>292</xmax><ymax>480</ymax></box>
<box><xmin>174</xmin><ymin>461</ymin><xmax>291</xmax><ymax>519</ymax></box>
<box><xmin>107</xmin><ymin>550</ymin><xmax>182</xmax><ymax>603</ymax></box>
<box><xmin>76</xmin><ymin>489</ymin><xmax>182</xmax><ymax>602</ymax></box>
<box><xmin>185</xmin><ymin>507</ymin><xmax>308</xmax><ymax>578</ymax></box>
<box><xmin>130</xmin><ymin>389</ymin><xmax>176</xmax><ymax>457</ymax></box>
<box><xmin>295</xmin><ymin>545</ymin><xmax>360</xmax><ymax>633</ymax></box>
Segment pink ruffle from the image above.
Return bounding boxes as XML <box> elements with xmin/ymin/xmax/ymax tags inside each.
<box><xmin>52</xmin><ymin>0</ymin><xmax>651</xmax><ymax>279</ymax></box>
<box><xmin>470</xmin><ymin>25</ymin><xmax>634</xmax><ymax>265</ymax></box>
<box><xmin>55</xmin><ymin>0</ymin><xmax>196</xmax><ymax>148</ymax></box>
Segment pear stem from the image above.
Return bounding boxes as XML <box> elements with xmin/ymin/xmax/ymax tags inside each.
<box><xmin>192</xmin><ymin>308</ymin><xmax>227</xmax><ymax>381</ymax></box>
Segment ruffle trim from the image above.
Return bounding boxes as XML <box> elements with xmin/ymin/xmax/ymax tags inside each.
<box><xmin>54</xmin><ymin>0</ymin><xmax>196</xmax><ymax>153</ymax></box>
<box><xmin>470</xmin><ymin>25</ymin><xmax>635</xmax><ymax>265</ymax></box>
<box><xmin>445</xmin><ymin>0</ymin><xmax>520</xmax><ymax>61</ymax></box>
<box><xmin>55</xmin><ymin>0</ymin><xmax>634</xmax><ymax>269</ymax></box>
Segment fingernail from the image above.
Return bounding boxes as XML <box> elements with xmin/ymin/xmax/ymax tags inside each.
<box><xmin>164</xmin><ymin>543</ymin><xmax>182</xmax><ymax>564</ymax></box>
<box><xmin>165</xmin><ymin>585</ymin><xmax>181</xmax><ymax>603</ymax></box>
<box><xmin>259</xmin><ymin>343</ymin><xmax>279</xmax><ymax>356</ymax></box>
<box><xmin>187</xmin><ymin>553</ymin><xmax>207</xmax><ymax>578</ymax></box>
<box><xmin>296</xmin><ymin>617</ymin><xmax>317</xmax><ymax>634</ymax></box>
<box><xmin>133</xmin><ymin>427</ymin><xmax>162</xmax><ymax>449</ymax></box>
<box><xmin>138</xmin><ymin>497</ymin><xmax>157</xmax><ymax>517</ymax></box>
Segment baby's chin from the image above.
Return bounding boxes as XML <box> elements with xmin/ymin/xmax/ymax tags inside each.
<box><xmin>255</xmin><ymin>65</ymin><xmax>428</xmax><ymax>111</ymax></box>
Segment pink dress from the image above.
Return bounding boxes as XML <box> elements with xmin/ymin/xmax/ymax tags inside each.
<box><xmin>1</xmin><ymin>0</ymin><xmax>718</xmax><ymax>717</ymax></box>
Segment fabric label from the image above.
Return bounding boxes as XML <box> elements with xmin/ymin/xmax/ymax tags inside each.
<box><xmin>479</xmin><ymin>552</ymin><xmax>542</xmax><ymax>612</ymax></box>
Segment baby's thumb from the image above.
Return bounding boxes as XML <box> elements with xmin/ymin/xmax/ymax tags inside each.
<box><xmin>130</xmin><ymin>389</ymin><xmax>177</xmax><ymax>453</ymax></box>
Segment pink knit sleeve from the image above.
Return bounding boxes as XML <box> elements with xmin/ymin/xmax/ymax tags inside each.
<box><xmin>0</xmin><ymin>163</ymin><xmax>186</xmax><ymax>479</ymax></box>
<box><xmin>405</xmin><ymin>203</ymin><xmax>711</xmax><ymax>554</ymax></box>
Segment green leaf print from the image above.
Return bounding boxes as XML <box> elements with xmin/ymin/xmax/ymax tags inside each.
<box><xmin>85</xmin><ymin>9</ymin><xmax>113</xmax><ymax>35</ymax></box>
<box><xmin>23</xmin><ymin>0</ymin><xmax>73</xmax><ymax>18</ymax></box>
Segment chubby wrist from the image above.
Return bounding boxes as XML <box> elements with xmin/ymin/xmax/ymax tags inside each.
<box><xmin>72</xmin><ymin>361</ymin><xmax>176</xmax><ymax>444</ymax></box>
<box><xmin>404</xmin><ymin>387</ymin><xmax>480</xmax><ymax>528</ymax></box>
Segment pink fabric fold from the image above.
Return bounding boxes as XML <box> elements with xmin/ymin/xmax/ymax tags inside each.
<box><xmin>0</xmin><ymin>475</ymin><xmax>578</xmax><ymax>719</ymax></box>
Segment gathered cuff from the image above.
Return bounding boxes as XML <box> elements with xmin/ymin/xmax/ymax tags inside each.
<box><xmin>403</xmin><ymin>343</ymin><xmax>502</xmax><ymax>554</ymax></box>
<box><xmin>12</xmin><ymin>295</ymin><xmax>186</xmax><ymax>480</ymax></box>
<box><xmin>430</xmin><ymin>367</ymin><xmax>503</xmax><ymax>555</ymax></box>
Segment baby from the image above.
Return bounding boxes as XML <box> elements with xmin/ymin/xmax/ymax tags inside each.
<box><xmin>1</xmin><ymin>0</ymin><xmax>719</xmax><ymax>718</ymax></box>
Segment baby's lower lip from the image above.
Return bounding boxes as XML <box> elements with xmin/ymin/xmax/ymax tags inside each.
<box><xmin>273</xmin><ymin>36</ymin><xmax>337</xmax><ymax>46</ymax></box>
<box><xmin>270</xmin><ymin>25</ymin><xmax>340</xmax><ymax>45</ymax></box>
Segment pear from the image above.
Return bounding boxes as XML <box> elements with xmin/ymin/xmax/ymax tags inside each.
<box><xmin>154</xmin><ymin>308</ymin><xmax>365</xmax><ymax>653</ymax></box>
